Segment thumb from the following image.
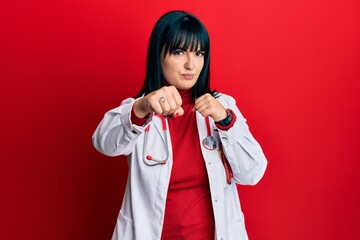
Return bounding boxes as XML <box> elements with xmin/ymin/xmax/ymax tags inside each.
<box><xmin>172</xmin><ymin>107</ymin><xmax>184</xmax><ymax>118</ymax></box>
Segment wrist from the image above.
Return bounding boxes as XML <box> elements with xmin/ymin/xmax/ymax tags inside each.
<box><xmin>216</xmin><ymin>109</ymin><xmax>233</xmax><ymax>126</ymax></box>
<box><xmin>133</xmin><ymin>99</ymin><xmax>150</xmax><ymax>118</ymax></box>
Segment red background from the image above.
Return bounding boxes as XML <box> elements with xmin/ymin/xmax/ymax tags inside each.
<box><xmin>1</xmin><ymin>0</ymin><xmax>360</xmax><ymax>239</ymax></box>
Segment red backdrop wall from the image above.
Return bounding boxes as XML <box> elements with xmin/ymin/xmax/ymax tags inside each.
<box><xmin>1</xmin><ymin>0</ymin><xmax>360</xmax><ymax>239</ymax></box>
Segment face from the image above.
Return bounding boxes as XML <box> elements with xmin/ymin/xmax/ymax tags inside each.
<box><xmin>161</xmin><ymin>47</ymin><xmax>205</xmax><ymax>90</ymax></box>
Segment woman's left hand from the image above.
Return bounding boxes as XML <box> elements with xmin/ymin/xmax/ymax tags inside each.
<box><xmin>194</xmin><ymin>93</ymin><xmax>227</xmax><ymax>122</ymax></box>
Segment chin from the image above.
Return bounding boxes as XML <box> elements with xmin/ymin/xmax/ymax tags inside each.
<box><xmin>177</xmin><ymin>81</ymin><xmax>197</xmax><ymax>90</ymax></box>
<box><xmin>177</xmin><ymin>84</ymin><xmax>195</xmax><ymax>90</ymax></box>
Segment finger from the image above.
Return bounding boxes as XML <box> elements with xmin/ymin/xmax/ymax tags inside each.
<box><xmin>197</xmin><ymin>107</ymin><xmax>213</xmax><ymax>118</ymax></box>
<box><xmin>195</xmin><ymin>93</ymin><xmax>211</xmax><ymax>102</ymax></box>
<box><xmin>171</xmin><ymin>106</ymin><xmax>184</xmax><ymax>118</ymax></box>
<box><xmin>163</xmin><ymin>86</ymin><xmax>182</xmax><ymax>115</ymax></box>
<box><xmin>194</xmin><ymin>93</ymin><xmax>212</xmax><ymax>105</ymax></box>
<box><xmin>200</xmin><ymin>104</ymin><xmax>227</xmax><ymax>122</ymax></box>
<box><xmin>195</xmin><ymin>98</ymin><xmax>215</xmax><ymax>114</ymax></box>
<box><xmin>147</xmin><ymin>86</ymin><xmax>183</xmax><ymax>115</ymax></box>
<box><xmin>194</xmin><ymin>93</ymin><xmax>213</xmax><ymax>111</ymax></box>
<box><xmin>152</xmin><ymin>87</ymin><xmax>173</xmax><ymax>115</ymax></box>
<box><xmin>147</xmin><ymin>96</ymin><xmax>163</xmax><ymax>115</ymax></box>
<box><xmin>194</xmin><ymin>94</ymin><xmax>227</xmax><ymax>121</ymax></box>
<box><xmin>164</xmin><ymin>94</ymin><xmax>178</xmax><ymax>115</ymax></box>
<box><xmin>158</xmin><ymin>96</ymin><xmax>171</xmax><ymax>115</ymax></box>
<box><xmin>195</xmin><ymin>102</ymin><xmax>207</xmax><ymax>115</ymax></box>
<box><xmin>170</xmin><ymin>87</ymin><xmax>183</xmax><ymax>107</ymax></box>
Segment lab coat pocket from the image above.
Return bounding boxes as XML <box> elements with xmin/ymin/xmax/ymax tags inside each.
<box><xmin>112</xmin><ymin>211</ymin><xmax>134</xmax><ymax>240</ymax></box>
<box><xmin>225</xmin><ymin>190</ymin><xmax>248</xmax><ymax>239</ymax></box>
<box><xmin>228</xmin><ymin>218</ymin><xmax>248</xmax><ymax>240</ymax></box>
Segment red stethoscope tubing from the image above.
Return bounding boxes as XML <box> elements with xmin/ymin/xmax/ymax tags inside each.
<box><xmin>143</xmin><ymin>114</ymin><xmax>169</xmax><ymax>165</ymax></box>
<box><xmin>143</xmin><ymin>114</ymin><xmax>233</xmax><ymax>184</ymax></box>
<box><xmin>144</xmin><ymin>114</ymin><xmax>214</xmax><ymax>165</ymax></box>
<box><xmin>205</xmin><ymin>115</ymin><xmax>212</xmax><ymax>138</ymax></box>
<box><xmin>205</xmin><ymin>115</ymin><xmax>233</xmax><ymax>184</ymax></box>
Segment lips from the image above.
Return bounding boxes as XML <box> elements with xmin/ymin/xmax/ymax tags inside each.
<box><xmin>182</xmin><ymin>73</ymin><xmax>195</xmax><ymax>80</ymax></box>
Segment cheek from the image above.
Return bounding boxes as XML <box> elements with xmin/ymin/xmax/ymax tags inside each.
<box><xmin>161</xmin><ymin>60</ymin><xmax>169</xmax><ymax>72</ymax></box>
<box><xmin>198</xmin><ymin>59</ymin><xmax>205</xmax><ymax>71</ymax></box>
<box><xmin>161</xmin><ymin>62</ymin><xmax>177</xmax><ymax>82</ymax></box>
<box><xmin>162</xmin><ymin>59</ymin><xmax>175</xmax><ymax>72</ymax></box>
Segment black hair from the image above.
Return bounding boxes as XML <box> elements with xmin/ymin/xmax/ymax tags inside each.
<box><xmin>135</xmin><ymin>10</ymin><xmax>216</xmax><ymax>99</ymax></box>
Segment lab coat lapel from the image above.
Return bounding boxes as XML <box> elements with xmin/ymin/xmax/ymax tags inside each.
<box><xmin>196</xmin><ymin>112</ymin><xmax>208</xmax><ymax>147</ymax></box>
<box><xmin>196</xmin><ymin>112</ymin><xmax>228</xmax><ymax>190</ymax></box>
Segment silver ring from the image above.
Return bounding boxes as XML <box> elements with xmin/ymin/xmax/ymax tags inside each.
<box><xmin>159</xmin><ymin>96</ymin><xmax>166</xmax><ymax>103</ymax></box>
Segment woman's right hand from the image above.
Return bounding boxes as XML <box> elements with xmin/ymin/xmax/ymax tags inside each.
<box><xmin>133</xmin><ymin>86</ymin><xmax>184</xmax><ymax>118</ymax></box>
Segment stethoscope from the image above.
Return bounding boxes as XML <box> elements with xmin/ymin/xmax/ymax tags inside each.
<box><xmin>143</xmin><ymin>114</ymin><xmax>217</xmax><ymax>166</ymax></box>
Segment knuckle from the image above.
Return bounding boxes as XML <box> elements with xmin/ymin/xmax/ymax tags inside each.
<box><xmin>163</xmin><ymin>105</ymin><xmax>170</xmax><ymax>112</ymax></box>
<box><xmin>160</xmin><ymin>87</ymin><xmax>168</xmax><ymax>94</ymax></box>
<box><xmin>169</xmin><ymin>103</ymin><xmax>176</xmax><ymax>111</ymax></box>
<box><xmin>155</xmin><ymin>108</ymin><xmax>163</xmax><ymax>115</ymax></box>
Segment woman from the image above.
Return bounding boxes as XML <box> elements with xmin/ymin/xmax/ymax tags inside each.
<box><xmin>92</xmin><ymin>10</ymin><xmax>267</xmax><ymax>240</ymax></box>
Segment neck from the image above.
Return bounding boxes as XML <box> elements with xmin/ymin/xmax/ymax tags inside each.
<box><xmin>178</xmin><ymin>88</ymin><xmax>193</xmax><ymax>104</ymax></box>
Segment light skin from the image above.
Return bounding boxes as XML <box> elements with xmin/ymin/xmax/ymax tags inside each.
<box><xmin>133</xmin><ymin>47</ymin><xmax>227</xmax><ymax>122</ymax></box>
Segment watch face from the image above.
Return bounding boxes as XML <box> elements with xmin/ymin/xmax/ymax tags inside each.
<box><xmin>202</xmin><ymin>136</ymin><xmax>217</xmax><ymax>150</ymax></box>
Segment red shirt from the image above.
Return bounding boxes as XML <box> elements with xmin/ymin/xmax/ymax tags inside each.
<box><xmin>160</xmin><ymin>90</ymin><xmax>215</xmax><ymax>239</ymax></box>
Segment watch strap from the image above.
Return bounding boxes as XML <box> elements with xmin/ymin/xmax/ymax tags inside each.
<box><xmin>217</xmin><ymin>109</ymin><xmax>233</xmax><ymax>126</ymax></box>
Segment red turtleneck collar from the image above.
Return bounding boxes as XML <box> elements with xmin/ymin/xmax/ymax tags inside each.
<box><xmin>177</xmin><ymin>88</ymin><xmax>193</xmax><ymax>105</ymax></box>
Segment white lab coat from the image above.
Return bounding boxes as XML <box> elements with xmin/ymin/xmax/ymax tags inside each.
<box><xmin>92</xmin><ymin>93</ymin><xmax>267</xmax><ymax>240</ymax></box>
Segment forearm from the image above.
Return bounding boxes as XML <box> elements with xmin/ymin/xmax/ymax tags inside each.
<box><xmin>216</xmin><ymin>95</ymin><xmax>267</xmax><ymax>185</ymax></box>
<box><xmin>219</xmin><ymin>114</ymin><xmax>267</xmax><ymax>185</ymax></box>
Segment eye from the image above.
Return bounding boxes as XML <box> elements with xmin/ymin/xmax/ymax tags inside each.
<box><xmin>196</xmin><ymin>50</ymin><xmax>205</xmax><ymax>57</ymax></box>
<box><xmin>172</xmin><ymin>49</ymin><xmax>184</xmax><ymax>56</ymax></box>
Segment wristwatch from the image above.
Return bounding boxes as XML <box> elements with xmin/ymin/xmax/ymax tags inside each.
<box><xmin>217</xmin><ymin>109</ymin><xmax>233</xmax><ymax>126</ymax></box>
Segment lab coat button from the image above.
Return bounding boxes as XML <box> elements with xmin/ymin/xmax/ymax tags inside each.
<box><xmin>221</xmin><ymin>136</ymin><xmax>227</xmax><ymax>140</ymax></box>
<box><xmin>131</xmin><ymin>130</ymin><xmax>138</xmax><ymax>134</ymax></box>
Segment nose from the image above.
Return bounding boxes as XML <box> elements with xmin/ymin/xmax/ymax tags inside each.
<box><xmin>184</xmin><ymin>52</ymin><xmax>194</xmax><ymax>70</ymax></box>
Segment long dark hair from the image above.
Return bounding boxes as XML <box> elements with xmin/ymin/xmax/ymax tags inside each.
<box><xmin>135</xmin><ymin>10</ymin><xmax>215</xmax><ymax>99</ymax></box>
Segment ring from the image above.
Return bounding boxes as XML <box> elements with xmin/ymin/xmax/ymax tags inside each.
<box><xmin>159</xmin><ymin>96</ymin><xmax>166</xmax><ymax>103</ymax></box>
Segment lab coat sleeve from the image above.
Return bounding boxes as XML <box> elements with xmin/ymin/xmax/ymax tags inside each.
<box><xmin>217</xmin><ymin>95</ymin><xmax>267</xmax><ymax>185</ymax></box>
<box><xmin>92</xmin><ymin>97</ymin><xmax>150</xmax><ymax>157</ymax></box>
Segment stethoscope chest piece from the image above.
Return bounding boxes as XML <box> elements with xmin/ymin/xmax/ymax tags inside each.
<box><xmin>202</xmin><ymin>116</ymin><xmax>217</xmax><ymax>150</ymax></box>
<box><xmin>202</xmin><ymin>135</ymin><xmax>217</xmax><ymax>150</ymax></box>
